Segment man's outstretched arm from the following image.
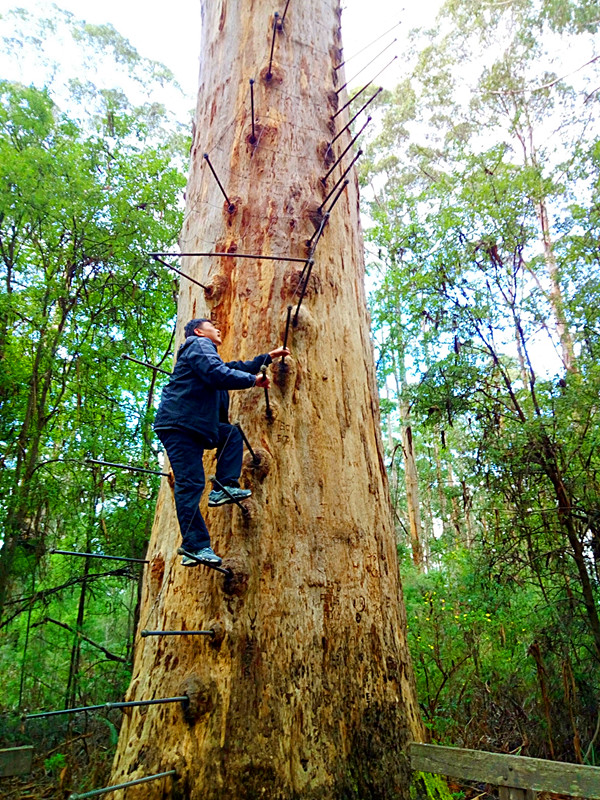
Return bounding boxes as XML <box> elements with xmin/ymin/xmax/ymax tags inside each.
<box><xmin>225</xmin><ymin>347</ymin><xmax>290</xmax><ymax>373</ymax></box>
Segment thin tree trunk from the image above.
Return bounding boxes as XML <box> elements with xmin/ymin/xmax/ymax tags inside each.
<box><xmin>562</xmin><ymin>658</ymin><xmax>583</xmax><ymax>764</ymax></box>
<box><xmin>528</xmin><ymin>641</ymin><xmax>556</xmax><ymax>759</ymax></box>
<box><xmin>544</xmin><ymin>454</ymin><xmax>600</xmax><ymax>662</ymax></box>
<box><xmin>432</xmin><ymin>435</ymin><xmax>449</xmax><ymax>538</ymax></box>
<box><xmin>110</xmin><ymin>2</ymin><xmax>423</xmax><ymax>797</ymax></box>
<box><xmin>391</xmin><ymin>352</ymin><xmax>424</xmax><ymax>570</ymax></box>
<box><xmin>535</xmin><ymin>199</ymin><xmax>576</xmax><ymax>373</ymax></box>
<box><xmin>513</xmin><ymin>120</ymin><xmax>576</xmax><ymax>375</ymax></box>
<box><xmin>514</xmin><ymin>317</ymin><xmax>530</xmax><ymax>386</ymax></box>
<box><xmin>461</xmin><ymin>479</ymin><xmax>474</xmax><ymax>549</ymax></box>
<box><xmin>401</xmin><ymin>422</ymin><xmax>425</xmax><ymax>569</ymax></box>
<box><xmin>446</xmin><ymin>462</ymin><xmax>464</xmax><ymax>546</ymax></box>
<box><xmin>421</xmin><ymin>480</ymin><xmax>433</xmax><ymax>569</ymax></box>
<box><xmin>17</xmin><ymin>567</ymin><xmax>36</xmax><ymax>709</ymax></box>
<box><xmin>65</xmin><ymin>551</ymin><xmax>90</xmax><ymax>710</ymax></box>
<box><xmin>383</xmin><ymin>382</ymin><xmax>401</xmax><ymax>522</ymax></box>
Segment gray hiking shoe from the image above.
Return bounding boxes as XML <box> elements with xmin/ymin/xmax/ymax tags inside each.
<box><xmin>208</xmin><ymin>487</ymin><xmax>252</xmax><ymax>506</ymax></box>
<box><xmin>179</xmin><ymin>546</ymin><xmax>222</xmax><ymax>567</ymax></box>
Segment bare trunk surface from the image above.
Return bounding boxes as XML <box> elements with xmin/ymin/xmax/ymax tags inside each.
<box><xmin>536</xmin><ymin>199</ymin><xmax>576</xmax><ymax>373</ymax></box>
<box><xmin>110</xmin><ymin>2</ymin><xmax>423</xmax><ymax>797</ymax></box>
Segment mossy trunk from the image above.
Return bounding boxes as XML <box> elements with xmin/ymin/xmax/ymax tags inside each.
<box><xmin>110</xmin><ymin>1</ymin><xmax>423</xmax><ymax>797</ymax></box>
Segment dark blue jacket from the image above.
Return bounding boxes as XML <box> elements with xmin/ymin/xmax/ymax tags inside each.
<box><xmin>154</xmin><ymin>336</ymin><xmax>271</xmax><ymax>446</ymax></box>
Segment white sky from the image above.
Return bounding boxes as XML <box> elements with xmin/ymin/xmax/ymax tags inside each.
<box><xmin>0</xmin><ymin>0</ymin><xmax>443</xmax><ymax>101</ymax></box>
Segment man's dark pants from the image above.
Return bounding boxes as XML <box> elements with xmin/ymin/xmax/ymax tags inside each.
<box><xmin>157</xmin><ymin>424</ymin><xmax>243</xmax><ymax>551</ymax></box>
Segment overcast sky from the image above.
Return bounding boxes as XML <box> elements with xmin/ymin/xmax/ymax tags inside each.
<box><xmin>2</xmin><ymin>0</ymin><xmax>443</xmax><ymax>100</ymax></box>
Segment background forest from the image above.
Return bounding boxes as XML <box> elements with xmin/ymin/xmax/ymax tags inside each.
<box><xmin>0</xmin><ymin>0</ymin><xmax>599</xmax><ymax>796</ymax></box>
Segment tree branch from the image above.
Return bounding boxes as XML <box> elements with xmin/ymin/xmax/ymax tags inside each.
<box><xmin>32</xmin><ymin>616</ymin><xmax>128</xmax><ymax>663</ymax></box>
<box><xmin>0</xmin><ymin>568</ymin><xmax>134</xmax><ymax>629</ymax></box>
<box><xmin>487</xmin><ymin>55</ymin><xmax>600</xmax><ymax>96</ymax></box>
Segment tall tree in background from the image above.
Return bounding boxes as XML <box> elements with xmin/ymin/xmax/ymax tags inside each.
<box><xmin>361</xmin><ymin>0</ymin><xmax>600</xmax><ymax>758</ymax></box>
<box><xmin>364</xmin><ymin>0</ymin><xmax>600</xmax><ymax>555</ymax></box>
<box><xmin>110</xmin><ymin>1</ymin><xmax>422</xmax><ymax>797</ymax></box>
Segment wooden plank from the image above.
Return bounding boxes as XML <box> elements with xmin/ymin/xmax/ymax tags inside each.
<box><xmin>409</xmin><ymin>743</ymin><xmax>600</xmax><ymax>798</ymax></box>
<box><xmin>0</xmin><ymin>746</ymin><xmax>33</xmax><ymax>778</ymax></box>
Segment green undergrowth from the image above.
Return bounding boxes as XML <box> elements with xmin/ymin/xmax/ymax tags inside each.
<box><xmin>411</xmin><ymin>771</ymin><xmax>454</xmax><ymax>800</ymax></box>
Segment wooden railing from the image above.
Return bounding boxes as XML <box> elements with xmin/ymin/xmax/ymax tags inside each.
<box><xmin>410</xmin><ymin>743</ymin><xmax>600</xmax><ymax>800</ymax></box>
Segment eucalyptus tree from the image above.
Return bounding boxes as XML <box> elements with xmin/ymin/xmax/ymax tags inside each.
<box><xmin>109</xmin><ymin>1</ymin><xmax>423</xmax><ymax>797</ymax></box>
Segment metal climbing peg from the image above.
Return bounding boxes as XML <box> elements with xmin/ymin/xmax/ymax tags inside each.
<box><xmin>25</xmin><ymin>696</ymin><xmax>189</xmax><ymax>720</ymax></box>
<box><xmin>141</xmin><ymin>629</ymin><xmax>214</xmax><ymax>637</ymax></box>
<box><xmin>249</xmin><ymin>79</ymin><xmax>257</xmax><ymax>144</ymax></box>
<box><xmin>234</xmin><ymin>422</ymin><xmax>260</xmax><ymax>465</ymax></box>
<box><xmin>68</xmin><ymin>770</ymin><xmax>177</xmax><ymax>799</ymax></box>
<box><xmin>266</xmin><ymin>12</ymin><xmax>280</xmax><ymax>79</ymax></box>
<box><xmin>260</xmin><ymin>365</ymin><xmax>273</xmax><ymax>420</ymax></box>
<box><xmin>281</xmin><ymin>305</ymin><xmax>293</xmax><ymax>366</ymax></box>
<box><xmin>203</xmin><ymin>153</ymin><xmax>235</xmax><ymax>212</ymax></box>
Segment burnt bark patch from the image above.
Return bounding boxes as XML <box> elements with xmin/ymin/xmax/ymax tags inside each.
<box><xmin>260</xmin><ymin>63</ymin><xmax>284</xmax><ymax>85</ymax></box>
<box><xmin>306</xmin><ymin>202</ymin><xmax>325</xmax><ymax>231</ymax></box>
<box><xmin>224</xmin><ymin>196</ymin><xmax>241</xmax><ymax>221</ymax></box>
<box><xmin>242</xmin><ymin>447</ymin><xmax>271</xmax><ymax>481</ymax></box>
<box><xmin>282</xmin><ymin>267</ymin><xmax>305</xmax><ymax>299</ymax></box>
<box><xmin>271</xmin><ymin>356</ymin><xmax>296</xmax><ymax>393</ymax></box>
<box><xmin>204</xmin><ymin>273</ymin><xmax>230</xmax><ymax>304</ymax></box>
<box><xmin>318</xmin><ymin>140</ymin><xmax>336</xmax><ymax>166</ymax></box>
<box><xmin>209</xmin><ymin>620</ymin><xmax>226</xmax><ymax>648</ymax></box>
<box><xmin>239</xmin><ymin>496</ymin><xmax>259</xmax><ymax>522</ymax></box>
<box><xmin>180</xmin><ymin>674</ymin><xmax>216</xmax><ymax>724</ymax></box>
<box><xmin>339</xmin><ymin>702</ymin><xmax>413</xmax><ymax>799</ymax></box>
<box><xmin>150</xmin><ymin>554</ymin><xmax>165</xmax><ymax>592</ymax></box>
<box><xmin>222</xmin><ymin>557</ymin><xmax>250</xmax><ymax>597</ymax></box>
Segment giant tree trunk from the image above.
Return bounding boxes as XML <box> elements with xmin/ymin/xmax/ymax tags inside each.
<box><xmin>110</xmin><ymin>1</ymin><xmax>423</xmax><ymax>797</ymax></box>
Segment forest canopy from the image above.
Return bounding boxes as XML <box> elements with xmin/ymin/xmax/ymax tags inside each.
<box><xmin>0</xmin><ymin>7</ymin><xmax>187</xmax><ymax>747</ymax></box>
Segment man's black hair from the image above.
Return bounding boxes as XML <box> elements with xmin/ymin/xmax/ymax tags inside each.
<box><xmin>184</xmin><ymin>318</ymin><xmax>211</xmax><ymax>338</ymax></box>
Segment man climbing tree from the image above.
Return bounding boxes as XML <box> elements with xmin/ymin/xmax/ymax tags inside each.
<box><xmin>109</xmin><ymin>1</ymin><xmax>423</xmax><ymax>797</ymax></box>
<box><xmin>154</xmin><ymin>318</ymin><xmax>289</xmax><ymax>566</ymax></box>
